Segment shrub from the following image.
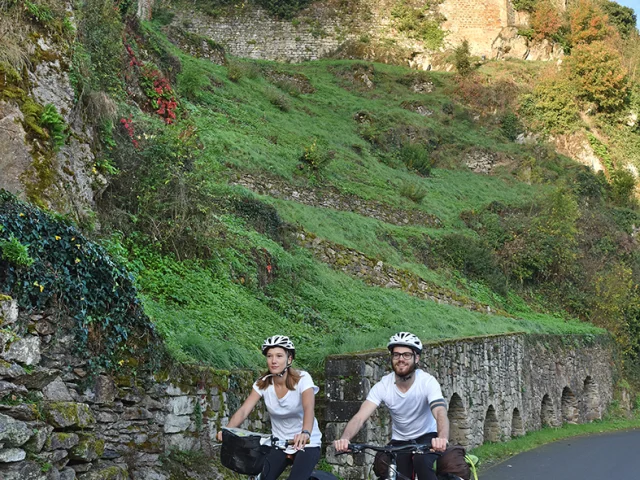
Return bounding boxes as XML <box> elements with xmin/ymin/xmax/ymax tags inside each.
<box><xmin>512</xmin><ymin>0</ymin><xmax>537</xmax><ymax>12</ymax></box>
<box><xmin>0</xmin><ymin>191</ymin><xmax>159</xmax><ymax>369</ymax></box>
<box><xmin>265</xmin><ymin>85</ymin><xmax>291</xmax><ymax>112</ymax></box>
<box><xmin>399</xmin><ymin>180</ymin><xmax>427</xmax><ymax>203</ymax></box>
<box><xmin>227</xmin><ymin>59</ymin><xmax>261</xmax><ymax>82</ymax></box>
<box><xmin>434</xmin><ymin>233</ymin><xmax>508</xmax><ymax>295</ymax></box>
<box><xmin>519</xmin><ymin>71</ymin><xmax>580</xmax><ymax>134</ymax></box>
<box><xmin>500</xmin><ymin>112</ymin><xmax>523</xmax><ymax>141</ymax></box>
<box><xmin>566</xmin><ymin>41</ymin><xmax>629</xmax><ymax>113</ymax></box>
<box><xmin>298</xmin><ymin>139</ymin><xmax>332</xmax><ymax>173</ymax></box>
<box><xmin>600</xmin><ymin>0</ymin><xmax>637</xmax><ymax>38</ymax></box>
<box><xmin>177</xmin><ymin>63</ymin><xmax>211</xmax><ymax>102</ymax></box>
<box><xmin>78</xmin><ymin>0</ymin><xmax>126</xmax><ymax>95</ymax></box>
<box><xmin>398</xmin><ymin>143</ymin><xmax>433</xmax><ymax>176</ymax></box>
<box><xmin>609</xmin><ymin>168</ymin><xmax>636</xmax><ymax>207</ymax></box>
<box><xmin>453</xmin><ymin>40</ymin><xmax>472</xmax><ymax>76</ymax></box>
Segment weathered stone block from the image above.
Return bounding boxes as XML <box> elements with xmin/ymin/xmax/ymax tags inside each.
<box><xmin>0</xmin><ymin>413</ymin><xmax>33</xmax><ymax>447</ymax></box>
<box><xmin>325</xmin><ymin>401</ymin><xmax>363</xmax><ymax>422</ymax></box>
<box><xmin>0</xmin><ymin>459</ymin><xmax>46</xmax><ymax>479</ymax></box>
<box><xmin>43</xmin><ymin>378</ymin><xmax>74</xmax><ymax>402</ymax></box>
<box><xmin>0</xmin><ymin>297</ymin><xmax>18</xmax><ymax>326</ymax></box>
<box><xmin>46</xmin><ymin>432</ymin><xmax>79</xmax><ymax>451</ymax></box>
<box><xmin>1</xmin><ymin>336</ymin><xmax>41</xmax><ymax>365</ymax></box>
<box><xmin>0</xmin><ymin>447</ymin><xmax>26</xmax><ymax>462</ymax></box>
<box><xmin>77</xmin><ymin>464</ymin><xmax>128</xmax><ymax>480</ymax></box>
<box><xmin>93</xmin><ymin>377</ymin><xmax>116</xmax><ymax>405</ymax></box>
<box><xmin>44</xmin><ymin>403</ymin><xmax>96</xmax><ymax>429</ymax></box>
<box><xmin>69</xmin><ymin>434</ymin><xmax>105</xmax><ymax>463</ymax></box>
<box><xmin>163</xmin><ymin>414</ymin><xmax>191</xmax><ymax>433</ymax></box>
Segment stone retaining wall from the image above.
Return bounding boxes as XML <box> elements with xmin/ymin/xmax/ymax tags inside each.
<box><xmin>324</xmin><ymin>333</ymin><xmax>617</xmax><ymax>479</ymax></box>
<box><xmin>232</xmin><ymin>174</ymin><xmax>441</xmax><ymax>228</ymax></box>
<box><xmin>0</xmin><ymin>296</ymin><xmax>266</xmax><ymax>479</ymax></box>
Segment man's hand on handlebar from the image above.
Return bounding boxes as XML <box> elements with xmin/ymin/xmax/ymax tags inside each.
<box><xmin>431</xmin><ymin>437</ymin><xmax>448</xmax><ymax>452</ymax></box>
<box><xmin>333</xmin><ymin>438</ymin><xmax>350</xmax><ymax>453</ymax></box>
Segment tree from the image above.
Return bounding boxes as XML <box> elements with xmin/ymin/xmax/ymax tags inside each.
<box><xmin>566</xmin><ymin>41</ymin><xmax>630</xmax><ymax>113</ymax></box>
<box><xmin>530</xmin><ymin>0</ymin><xmax>565</xmax><ymax>42</ymax></box>
<box><xmin>600</xmin><ymin>0</ymin><xmax>637</xmax><ymax>38</ymax></box>
<box><xmin>568</xmin><ymin>0</ymin><xmax>617</xmax><ymax>45</ymax></box>
<box><xmin>454</xmin><ymin>40</ymin><xmax>472</xmax><ymax>76</ymax></box>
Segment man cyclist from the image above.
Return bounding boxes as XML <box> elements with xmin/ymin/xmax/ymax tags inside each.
<box><xmin>333</xmin><ymin>332</ymin><xmax>449</xmax><ymax>480</ymax></box>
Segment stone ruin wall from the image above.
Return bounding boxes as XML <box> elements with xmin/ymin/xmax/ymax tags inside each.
<box><xmin>325</xmin><ymin>333</ymin><xmax>617</xmax><ymax>479</ymax></box>
<box><xmin>1</xmin><ymin>295</ymin><xmax>618</xmax><ymax>479</ymax></box>
<box><xmin>0</xmin><ymin>296</ymin><xmax>267</xmax><ymax>480</ymax></box>
<box><xmin>164</xmin><ymin>0</ymin><xmax>561</xmax><ymax>65</ymax></box>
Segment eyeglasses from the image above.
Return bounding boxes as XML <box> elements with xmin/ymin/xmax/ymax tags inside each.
<box><xmin>391</xmin><ymin>352</ymin><xmax>415</xmax><ymax>360</ymax></box>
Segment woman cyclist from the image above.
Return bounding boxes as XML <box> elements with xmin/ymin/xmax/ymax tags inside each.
<box><xmin>217</xmin><ymin>335</ymin><xmax>322</xmax><ymax>480</ymax></box>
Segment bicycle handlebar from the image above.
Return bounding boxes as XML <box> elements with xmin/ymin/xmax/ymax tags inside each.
<box><xmin>346</xmin><ymin>443</ymin><xmax>436</xmax><ymax>455</ymax></box>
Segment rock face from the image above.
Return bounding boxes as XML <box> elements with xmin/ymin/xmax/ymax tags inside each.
<box><xmin>0</xmin><ymin>35</ymin><xmax>99</xmax><ymax>223</ymax></box>
<box><xmin>0</xmin><ymin>102</ymin><xmax>33</xmax><ymax>199</ymax></box>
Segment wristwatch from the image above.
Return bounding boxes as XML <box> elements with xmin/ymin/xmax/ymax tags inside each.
<box><xmin>301</xmin><ymin>430</ymin><xmax>311</xmax><ymax>436</ymax></box>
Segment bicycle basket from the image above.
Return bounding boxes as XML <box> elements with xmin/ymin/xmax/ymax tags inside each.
<box><xmin>220</xmin><ymin>428</ymin><xmax>271</xmax><ymax>475</ymax></box>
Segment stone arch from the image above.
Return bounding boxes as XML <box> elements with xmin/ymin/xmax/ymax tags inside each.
<box><xmin>583</xmin><ymin>376</ymin><xmax>601</xmax><ymax>421</ymax></box>
<box><xmin>511</xmin><ymin>408</ymin><xmax>525</xmax><ymax>437</ymax></box>
<box><xmin>540</xmin><ymin>394</ymin><xmax>557</xmax><ymax>428</ymax></box>
<box><xmin>561</xmin><ymin>386</ymin><xmax>579</xmax><ymax>424</ymax></box>
<box><xmin>483</xmin><ymin>405</ymin><xmax>500</xmax><ymax>443</ymax></box>
<box><xmin>448</xmin><ymin>393</ymin><xmax>470</xmax><ymax>448</ymax></box>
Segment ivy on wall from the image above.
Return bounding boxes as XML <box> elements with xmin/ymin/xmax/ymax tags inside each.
<box><xmin>0</xmin><ymin>190</ymin><xmax>160</xmax><ymax>371</ymax></box>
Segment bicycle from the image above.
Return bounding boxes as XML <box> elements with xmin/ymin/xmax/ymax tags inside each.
<box><xmin>219</xmin><ymin>427</ymin><xmax>338</xmax><ymax>480</ymax></box>
<box><xmin>341</xmin><ymin>442</ymin><xmax>478</xmax><ymax>480</ymax></box>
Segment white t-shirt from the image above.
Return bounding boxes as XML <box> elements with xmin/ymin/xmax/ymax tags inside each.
<box><xmin>366</xmin><ymin>369</ymin><xmax>444</xmax><ymax>441</ymax></box>
<box><xmin>253</xmin><ymin>370</ymin><xmax>322</xmax><ymax>453</ymax></box>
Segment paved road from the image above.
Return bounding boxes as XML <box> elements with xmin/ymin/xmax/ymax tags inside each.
<box><xmin>480</xmin><ymin>429</ymin><xmax>640</xmax><ymax>479</ymax></box>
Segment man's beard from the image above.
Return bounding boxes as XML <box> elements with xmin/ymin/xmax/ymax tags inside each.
<box><xmin>393</xmin><ymin>360</ymin><xmax>417</xmax><ymax>381</ymax></box>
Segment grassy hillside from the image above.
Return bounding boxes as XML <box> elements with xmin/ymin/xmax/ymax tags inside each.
<box><xmin>2</xmin><ymin>0</ymin><xmax>639</xmax><ymax>375</ymax></box>
<box><xmin>94</xmin><ymin>17</ymin><xmax>621</xmax><ymax>370</ymax></box>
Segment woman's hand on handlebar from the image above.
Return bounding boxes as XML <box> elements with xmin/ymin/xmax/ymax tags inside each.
<box><xmin>293</xmin><ymin>431</ymin><xmax>310</xmax><ymax>450</ymax></box>
<box><xmin>333</xmin><ymin>438</ymin><xmax>350</xmax><ymax>453</ymax></box>
<box><xmin>431</xmin><ymin>437</ymin><xmax>448</xmax><ymax>452</ymax></box>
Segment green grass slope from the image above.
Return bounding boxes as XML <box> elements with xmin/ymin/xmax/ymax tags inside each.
<box><xmin>92</xmin><ymin>16</ymin><xmax>629</xmax><ymax>371</ymax></box>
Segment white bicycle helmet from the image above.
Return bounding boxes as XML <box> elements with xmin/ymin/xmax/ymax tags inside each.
<box><xmin>387</xmin><ymin>332</ymin><xmax>423</xmax><ymax>354</ymax></box>
<box><xmin>261</xmin><ymin>335</ymin><xmax>296</xmax><ymax>358</ymax></box>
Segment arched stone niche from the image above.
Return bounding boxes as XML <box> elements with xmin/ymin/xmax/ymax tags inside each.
<box><xmin>511</xmin><ymin>408</ymin><xmax>525</xmax><ymax>437</ymax></box>
<box><xmin>561</xmin><ymin>386</ymin><xmax>579</xmax><ymax>424</ymax></box>
<box><xmin>483</xmin><ymin>405</ymin><xmax>500</xmax><ymax>443</ymax></box>
<box><xmin>448</xmin><ymin>393</ymin><xmax>470</xmax><ymax>448</ymax></box>
<box><xmin>583</xmin><ymin>376</ymin><xmax>601</xmax><ymax>421</ymax></box>
<box><xmin>541</xmin><ymin>393</ymin><xmax>557</xmax><ymax>427</ymax></box>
